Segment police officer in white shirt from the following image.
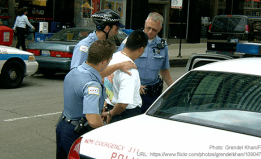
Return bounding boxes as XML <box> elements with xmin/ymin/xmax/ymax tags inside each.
<box><xmin>102</xmin><ymin>30</ymin><xmax>148</xmax><ymax>124</ymax></box>
<box><xmin>13</xmin><ymin>8</ymin><xmax>35</xmax><ymax>51</ymax></box>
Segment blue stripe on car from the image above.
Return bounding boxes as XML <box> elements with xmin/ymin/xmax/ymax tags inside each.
<box><xmin>0</xmin><ymin>54</ymin><xmax>28</xmax><ymax>60</ymax></box>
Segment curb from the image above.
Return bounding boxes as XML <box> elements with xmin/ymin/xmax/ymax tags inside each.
<box><xmin>169</xmin><ymin>59</ymin><xmax>188</xmax><ymax>67</ymax></box>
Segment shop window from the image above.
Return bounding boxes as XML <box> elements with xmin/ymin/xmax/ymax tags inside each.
<box><xmin>82</xmin><ymin>0</ymin><xmax>100</xmax><ymax>18</ymax></box>
<box><xmin>0</xmin><ymin>0</ymin><xmax>9</xmax><ymax>26</ymax></box>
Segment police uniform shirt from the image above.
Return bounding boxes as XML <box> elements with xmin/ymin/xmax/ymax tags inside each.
<box><xmin>63</xmin><ymin>62</ymin><xmax>106</xmax><ymax>120</ymax></box>
<box><xmin>117</xmin><ymin>35</ymin><xmax>170</xmax><ymax>86</ymax></box>
<box><xmin>70</xmin><ymin>31</ymin><xmax>98</xmax><ymax>69</ymax></box>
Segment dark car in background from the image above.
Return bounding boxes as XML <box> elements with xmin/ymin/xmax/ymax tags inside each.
<box><xmin>27</xmin><ymin>27</ymin><xmax>127</xmax><ymax>77</ymax></box>
<box><xmin>207</xmin><ymin>15</ymin><xmax>261</xmax><ymax>56</ymax></box>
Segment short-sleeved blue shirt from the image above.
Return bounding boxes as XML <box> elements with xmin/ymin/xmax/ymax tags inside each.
<box><xmin>70</xmin><ymin>31</ymin><xmax>98</xmax><ymax>69</ymax></box>
<box><xmin>117</xmin><ymin>35</ymin><xmax>170</xmax><ymax>86</ymax></box>
<box><xmin>63</xmin><ymin>62</ymin><xmax>106</xmax><ymax>120</ymax></box>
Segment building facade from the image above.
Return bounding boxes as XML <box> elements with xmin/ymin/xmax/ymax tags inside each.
<box><xmin>1</xmin><ymin>0</ymin><xmax>261</xmax><ymax>43</ymax></box>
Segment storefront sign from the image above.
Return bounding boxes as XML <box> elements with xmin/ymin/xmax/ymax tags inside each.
<box><xmin>171</xmin><ymin>0</ymin><xmax>183</xmax><ymax>9</ymax></box>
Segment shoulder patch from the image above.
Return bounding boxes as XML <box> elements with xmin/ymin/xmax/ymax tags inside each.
<box><xmin>88</xmin><ymin>87</ymin><xmax>99</xmax><ymax>95</ymax></box>
<box><xmin>79</xmin><ymin>45</ymin><xmax>89</xmax><ymax>53</ymax></box>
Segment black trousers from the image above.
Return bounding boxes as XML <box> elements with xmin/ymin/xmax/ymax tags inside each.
<box><xmin>140</xmin><ymin>94</ymin><xmax>159</xmax><ymax>113</ymax></box>
<box><xmin>56</xmin><ymin>120</ymin><xmax>90</xmax><ymax>159</ymax></box>
<box><xmin>16</xmin><ymin>27</ymin><xmax>27</xmax><ymax>51</ymax></box>
<box><xmin>107</xmin><ymin>104</ymin><xmax>142</xmax><ymax>123</ymax></box>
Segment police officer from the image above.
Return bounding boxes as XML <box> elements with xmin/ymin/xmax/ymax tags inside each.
<box><xmin>56</xmin><ymin>40</ymin><xmax>115</xmax><ymax>159</ymax></box>
<box><xmin>117</xmin><ymin>12</ymin><xmax>173</xmax><ymax>113</ymax></box>
<box><xmin>71</xmin><ymin>9</ymin><xmax>135</xmax><ymax>77</ymax></box>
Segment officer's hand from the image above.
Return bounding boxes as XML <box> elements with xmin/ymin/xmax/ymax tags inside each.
<box><xmin>106</xmin><ymin>116</ymin><xmax>112</xmax><ymax>124</ymax></box>
<box><xmin>140</xmin><ymin>85</ymin><xmax>146</xmax><ymax>94</ymax></box>
<box><xmin>120</xmin><ymin>61</ymin><xmax>137</xmax><ymax>76</ymax></box>
<box><xmin>101</xmin><ymin>112</ymin><xmax>112</xmax><ymax>124</ymax></box>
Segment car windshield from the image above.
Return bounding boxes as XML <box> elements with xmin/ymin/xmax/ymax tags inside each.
<box><xmin>147</xmin><ymin>71</ymin><xmax>261</xmax><ymax>137</ymax></box>
<box><xmin>47</xmin><ymin>29</ymin><xmax>93</xmax><ymax>42</ymax></box>
<box><xmin>211</xmin><ymin>17</ymin><xmax>246</xmax><ymax>33</ymax></box>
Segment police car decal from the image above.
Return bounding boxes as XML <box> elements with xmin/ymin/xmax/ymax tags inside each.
<box><xmin>79</xmin><ymin>45</ymin><xmax>89</xmax><ymax>53</ymax></box>
<box><xmin>88</xmin><ymin>87</ymin><xmax>99</xmax><ymax>95</ymax></box>
<box><xmin>82</xmin><ymin>138</ymin><xmax>140</xmax><ymax>159</ymax></box>
<box><xmin>0</xmin><ymin>48</ymin><xmax>7</xmax><ymax>54</ymax></box>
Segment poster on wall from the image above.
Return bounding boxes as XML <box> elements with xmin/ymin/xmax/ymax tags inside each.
<box><xmin>82</xmin><ymin>0</ymin><xmax>92</xmax><ymax>18</ymax></box>
<box><xmin>92</xmin><ymin>0</ymin><xmax>100</xmax><ymax>15</ymax></box>
<box><xmin>171</xmin><ymin>0</ymin><xmax>183</xmax><ymax>9</ymax></box>
<box><xmin>105</xmin><ymin>1</ymin><xmax>115</xmax><ymax>10</ymax></box>
<box><xmin>116</xmin><ymin>2</ymin><xmax>123</xmax><ymax>17</ymax></box>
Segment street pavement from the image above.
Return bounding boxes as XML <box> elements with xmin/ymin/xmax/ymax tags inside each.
<box><xmin>11</xmin><ymin>38</ymin><xmax>208</xmax><ymax>67</ymax></box>
<box><xmin>168</xmin><ymin>42</ymin><xmax>207</xmax><ymax>67</ymax></box>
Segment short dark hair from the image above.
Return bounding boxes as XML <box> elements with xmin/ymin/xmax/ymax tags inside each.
<box><xmin>87</xmin><ymin>40</ymin><xmax>115</xmax><ymax>65</ymax></box>
<box><xmin>17</xmin><ymin>8</ymin><xmax>26</xmax><ymax>16</ymax></box>
<box><xmin>125</xmin><ymin>30</ymin><xmax>148</xmax><ymax>51</ymax></box>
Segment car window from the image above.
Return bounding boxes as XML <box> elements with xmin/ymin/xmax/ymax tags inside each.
<box><xmin>228</xmin><ymin>18</ymin><xmax>245</xmax><ymax>33</ymax></box>
<box><xmin>211</xmin><ymin>17</ymin><xmax>246</xmax><ymax>33</ymax></box>
<box><xmin>147</xmin><ymin>71</ymin><xmax>261</xmax><ymax>137</ymax></box>
<box><xmin>211</xmin><ymin>18</ymin><xmax>228</xmax><ymax>32</ymax></box>
<box><xmin>48</xmin><ymin>29</ymin><xmax>92</xmax><ymax>41</ymax></box>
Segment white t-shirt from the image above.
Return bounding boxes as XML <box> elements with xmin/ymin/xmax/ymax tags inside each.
<box><xmin>104</xmin><ymin>51</ymin><xmax>142</xmax><ymax>109</ymax></box>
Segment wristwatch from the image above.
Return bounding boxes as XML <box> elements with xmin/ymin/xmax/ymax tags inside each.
<box><xmin>107</xmin><ymin>111</ymin><xmax>113</xmax><ymax>118</ymax></box>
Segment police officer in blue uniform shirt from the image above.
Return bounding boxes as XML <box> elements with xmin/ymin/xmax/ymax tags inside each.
<box><xmin>56</xmin><ymin>40</ymin><xmax>115</xmax><ymax>159</ymax></box>
<box><xmin>71</xmin><ymin>9</ymin><xmax>135</xmax><ymax>77</ymax></box>
<box><xmin>117</xmin><ymin>12</ymin><xmax>173</xmax><ymax>113</ymax></box>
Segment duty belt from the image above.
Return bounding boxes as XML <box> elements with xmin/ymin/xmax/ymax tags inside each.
<box><xmin>62</xmin><ymin>115</ymin><xmax>93</xmax><ymax>133</ymax></box>
<box><xmin>62</xmin><ymin>115</ymin><xmax>82</xmax><ymax>127</ymax></box>
<box><xmin>144</xmin><ymin>77</ymin><xmax>163</xmax><ymax>97</ymax></box>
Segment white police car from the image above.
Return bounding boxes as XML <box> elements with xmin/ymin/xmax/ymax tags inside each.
<box><xmin>0</xmin><ymin>45</ymin><xmax>38</xmax><ymax>88</ymax></box>
<box><xmin>68</xmin><ymin>58</ymin><xmax>261</xmax><ymax>159</ymax></box>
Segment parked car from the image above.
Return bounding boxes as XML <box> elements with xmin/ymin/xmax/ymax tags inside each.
<box><xmin>0</xmin><ymin>45</ymin><xmax>38</xmax><ymax>88</ymax></box>
<box><xmin>68</xmin><ymin>58</ymin><xmax>261</xmax><ymax>159</ymax></box>
<box><xmin>27</xmin><ymin>27</ymin><xmax>128</xmax><ymax>77</ymax></box>
<box><xmin>207</xmin><ymin>15</ymin><xmax>261</xmax><ymax>56</ymax></box>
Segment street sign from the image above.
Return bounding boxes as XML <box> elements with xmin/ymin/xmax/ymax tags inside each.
<box><xmin>171</xmin><ymin>0</ymin><xmax>183</xmax><ymax>9</ymax></box>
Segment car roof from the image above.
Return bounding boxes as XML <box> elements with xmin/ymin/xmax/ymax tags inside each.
<box><xmin>65</xmin><ymin>27</ymin><xmax>96</xmax><ymax>30</ymax></box>
<box><xmin>192</xmin><ymin>57</ymin><xmax>261</xmax><ymax>76</ymax></box>
<box><xmin>213</xmin><ymin>15</ymin><xmax>261</xmax><ymax>20</ymax></box>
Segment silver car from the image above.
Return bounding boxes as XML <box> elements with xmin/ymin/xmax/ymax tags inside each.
<box><xmin>27</xmin><ymin>27</ymin><xmax>127</xmax><ymax>77</ymax></box>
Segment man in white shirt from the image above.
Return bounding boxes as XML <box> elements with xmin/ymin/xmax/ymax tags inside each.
<box><xmin>102</xmin><ymin>30</ymin><xmax>148</xmax><ymax>123</ymax></box>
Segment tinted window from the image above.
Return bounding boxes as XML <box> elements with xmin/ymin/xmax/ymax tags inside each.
<box><xmin>47</xmin><ymin>28</ymin><xmax>127</xmax><ymax>46</ymax></box>
<box><xmin>48</xmin><ymin>29</ymin><xmax>93</xmax><ymax>41</ymax></box>
<box><xmin>211</xmin><ymin>17</ymin><xmax>246</xmax><ymax>33</ymax></box>
<box><xmin>211</xmin><ymin>18</ymin><xmax>228</xmax><ymax>32</ymax></box>
<box><xmin>228</xmin><ymin>18</ymin><xmax>245</xmax><ymax>33</ymax></box>
<box><xmin>147</xmin><ymin>71</ymin><xmax>261</xmax><ymax>137</ymax></box>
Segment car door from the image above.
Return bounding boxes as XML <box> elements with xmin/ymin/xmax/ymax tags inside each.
<box><xmin>185</xmin><ymin>53</ymin><xmax>233</xmax><ymax>72</ymax></box>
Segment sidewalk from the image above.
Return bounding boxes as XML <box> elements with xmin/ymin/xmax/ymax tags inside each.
<box><xmin>168</xmin><ymin>42</ymin><xmax>207</xmax><ymax>67</ymax></box>
<box><xmin>11</xmin><ymin>38</ymin><xmax>207</xmax><ymax>67</ymax></box>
